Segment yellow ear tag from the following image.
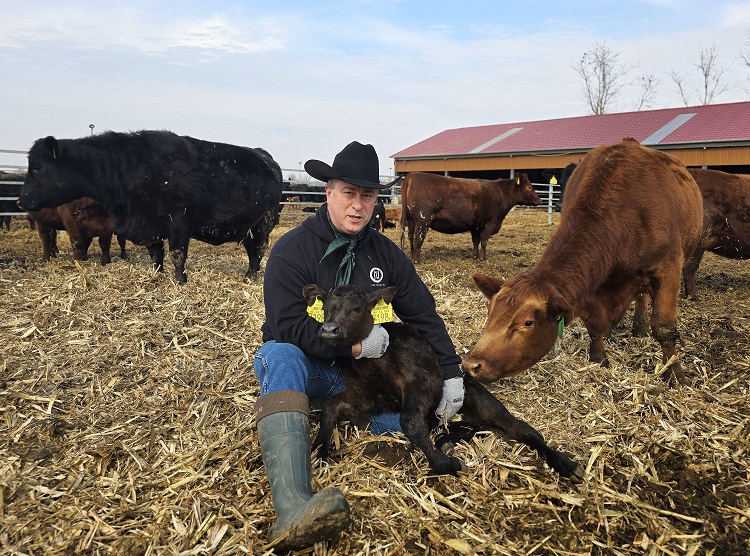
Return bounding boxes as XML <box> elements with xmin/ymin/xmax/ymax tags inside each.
<box><xmin>306</xmin><ymin>298</ymin><xmax>325</xmax><ymax>323</ymax></box>
<box><xmin>372</xmin><ymin>299</ymin><xmax>394</xmax><ymax>324</ymax></box>
<box><xmin>306</xmin><ymin>298</ymin><xmax>394</xmax><ymax>324</ymax></box>
<box><xmin>516</xmin><ymin>176</ymin><xmax>520</xmax><ymax>185</ymax></box>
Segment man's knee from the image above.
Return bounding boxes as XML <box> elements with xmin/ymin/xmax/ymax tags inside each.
<box><xmin>254</xmin><ymin>341</ymin><xmax>310</xmax><ymax>395</ymax></box>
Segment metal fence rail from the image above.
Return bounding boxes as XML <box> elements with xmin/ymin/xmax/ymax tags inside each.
<box><xmin>0</xmin><ymin>179</ymin><xmax>24</xmax><ymax>217</ymax></box>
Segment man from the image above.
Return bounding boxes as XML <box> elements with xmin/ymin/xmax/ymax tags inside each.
<box><xmin>254</xmin><ymin>141</ymin><xmax>465</xmax><ymax>549</ymax></box>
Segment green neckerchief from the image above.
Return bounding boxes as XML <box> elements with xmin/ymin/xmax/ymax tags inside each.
<box><xmin>320</xmin><ymin>213</ymin><xmax>368</xmax><ymax>286</ymax></box>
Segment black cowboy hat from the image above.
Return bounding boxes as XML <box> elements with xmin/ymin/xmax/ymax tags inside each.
<box><xmin>304</xmin><ymin>141</ymin><xmax>400</xmax><ymax>190</ymax></box>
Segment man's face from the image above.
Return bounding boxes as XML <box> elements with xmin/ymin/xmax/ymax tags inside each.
<box><xmin>326</xmin><ymin>179</ymin><xmax>378</xmax><ymax>235</ymax></box>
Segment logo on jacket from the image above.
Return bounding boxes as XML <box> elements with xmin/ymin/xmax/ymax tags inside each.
<box><xmin>370</xmin><ymin>267</ymin><xmax>384</xmax><ymax>284</ymax></box>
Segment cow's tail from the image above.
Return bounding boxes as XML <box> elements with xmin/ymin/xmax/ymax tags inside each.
<box><xmin>399</xmin><ymin>174</ymin><xmax>409</xmax><ymax>250</ymax></box>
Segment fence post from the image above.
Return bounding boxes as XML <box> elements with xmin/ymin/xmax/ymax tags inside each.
<box><xmin>547</xmin><ymin>182</ymin><xmax>553</xmax><ymax>225</ymax></box>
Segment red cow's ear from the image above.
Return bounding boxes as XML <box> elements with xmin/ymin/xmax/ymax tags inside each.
<box><xmin>547</xmin><ymin>295</ymin><xmax>573</xmax><ymax>325</ymax></box>
<box><xmin>471</xmin><ymin>272</ymin><xmax>505</xmax><ymax>299</ymax></box>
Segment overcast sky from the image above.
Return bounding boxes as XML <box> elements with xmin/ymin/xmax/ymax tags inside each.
<box><xmin>4</xmin><ymin>1</ymin><xmax>750</xmax><ymax>177</ymax></box>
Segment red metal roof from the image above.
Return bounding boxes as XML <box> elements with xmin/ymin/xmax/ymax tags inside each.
<box><xmin>392</xmin><ymin>101</ymin><xmax>750</xmax><ymax>159</ymax></box>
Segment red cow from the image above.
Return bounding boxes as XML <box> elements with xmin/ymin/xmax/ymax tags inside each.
<box><xmin>399</xmin><ymin>172</ymin><xmax>541</xmax><ymax>263</ymax></box>
<box><xmin>682</xmin><ymin>168</ymin><xmax>750</xmax><ymax>299</ymax></box>
<box><xmin>27</xmin><ymin>197</ymin><xmax>127</xmax><ymax>265</ymax></box>
<box><xmin>462</xmin><ymin>138</ymin><xmax>703</xmax><ymax>386</ymax></box>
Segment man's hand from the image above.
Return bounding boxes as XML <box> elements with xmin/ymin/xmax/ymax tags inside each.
<box><xmin>354</xmin><ymin>324</ymin><xmax>390</xmax><ymax>359</ymax></box>
<box><xmin>436</xmin><ymin>377</ymin><xmax>465</xmax><ymax>422</ymax></box>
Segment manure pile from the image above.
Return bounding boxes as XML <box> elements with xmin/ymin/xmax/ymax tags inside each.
<box><xmin>1</xmin><ymin>213</ymin><xmax>748</xmax><ymax>555</ymax></box>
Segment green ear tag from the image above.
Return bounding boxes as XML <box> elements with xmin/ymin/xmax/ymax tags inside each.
<box><xmin>371</xmin><ymin>299</ymin><xmax>394</xmax><ymax>324</ymax></box>
<box><xmin>306</xmin><ymin>298</ymin><xmax>325</xmax><ymax>323</ymax></box>
<box><xmin>557</xmin><ymin>316</ymin><xmax>565</xmax><ymax>340</ymax></box>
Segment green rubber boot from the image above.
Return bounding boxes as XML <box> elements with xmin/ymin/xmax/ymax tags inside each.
<box><xmin>256</xmin><ymin>394</ymin><xmax>350</xmax><ymax>550</ymax></box>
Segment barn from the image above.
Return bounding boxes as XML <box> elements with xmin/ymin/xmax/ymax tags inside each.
<box><xmin>392</xmin><ymin>100</ymin><xmax>750</xmax><ymax>181</ymax></box>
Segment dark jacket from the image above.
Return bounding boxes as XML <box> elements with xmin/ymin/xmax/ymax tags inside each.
<box><xmin>261</xmin><ymin>203</ymin><xmax>463</xmax><ymax>380</ymax></box>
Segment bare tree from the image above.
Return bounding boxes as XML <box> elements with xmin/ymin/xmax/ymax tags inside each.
<box><xmin>670</xmin><ymin>44</ymin><xmax>730</xmax><ymax>106</ymax></box>
<box><xmin>634</xmin><ymin>73</ymin><xmax>660</xmax><ymax>111</ymax></box>
<box><xmin>572</xmin><ymin>42</ymin><xmax>632</xmax><ymax>114</ymax></box>
<box><xmin>738</xmin><ymin>32</ymin><xmax>750</xmax><ymax>95</ymax></box>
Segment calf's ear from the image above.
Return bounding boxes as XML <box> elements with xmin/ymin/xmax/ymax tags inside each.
<box><xmin>471</xmin><ymin>272</ymin><xmax>505</xmax><ymax>299</ymax></box>
<box><xmin>42</xmin><ymin>136</ymin><xmax>60</xmax><ymax>160</ymax></box>
<box><xmin>302</xmin><ymin>284</ymin><xmax>325</xmax><ymax>306</ymax></box>
<box><xmin>367</xmin><ymin>286</ymin><xmax>397</xmax><ymax>306</ymax></box>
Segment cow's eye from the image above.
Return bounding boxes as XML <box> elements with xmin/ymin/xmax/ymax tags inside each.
<box><xmin>523</xmin><ymin>320</ymin><xmax>534</xmax><ymax>327</ymax></box>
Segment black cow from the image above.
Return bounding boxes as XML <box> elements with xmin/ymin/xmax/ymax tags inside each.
<box><xmin>302</xmin><ymin>283</ymin><xmax>583</xmax><ymax>481</ymax></box>
<box><xmin>542</xmin><ymin>163</ymin><xmax>578</xmax><ymax>212</ymax></box>
<box><xmin>18</xmin><ymin>131</ymin><xmax>283</xmax><ymax>283</ymax></box>
<box><xmin>370</xmin><ymin>201</ymin><xmax>386</xmax><ymax>232</ymax></box>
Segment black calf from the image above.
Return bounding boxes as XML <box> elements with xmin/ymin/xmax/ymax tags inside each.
<box><xmin>370</xmin><ymin>201</ymin><xmax>386</xmax><ymax>232</ymax></box>
<box><xmin>302</xmin><ymin>284</ymin><xmax>584</xmax><ymax>482</ymax></box>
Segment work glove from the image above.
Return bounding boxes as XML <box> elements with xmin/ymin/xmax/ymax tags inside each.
<box><xmin>355</xmin><ymin>324</ymin><xmax>390</xmax><ymax>359</ymax></box>
<box><xmin>436</xmin><ymin>376</ymin><xmax>465</xmax><ymax>422</ymax></box>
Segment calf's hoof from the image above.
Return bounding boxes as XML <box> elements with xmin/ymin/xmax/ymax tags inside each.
<box><xmin>553</xmin><ymin>453</ymin><xmax>585</xmax><ymax>484</ymax></box>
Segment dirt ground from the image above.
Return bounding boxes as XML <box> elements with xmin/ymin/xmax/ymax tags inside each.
<box><xmin>1</xmin><ymin>211</ymin><xmax>748</xmax><ymax>555</ymax></box>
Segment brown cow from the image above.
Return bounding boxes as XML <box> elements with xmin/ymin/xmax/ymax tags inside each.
<box><xmin>399</xmin><ymin>172</ymin><xmax>541</xmax><ymax>263</ymax></box>
<box><xmin>27</xmin><ymin>197</ymin><xmax>127</xmax><ymax>265</ymax></box>
<box><xmin>462</xmin><ymin>138</ymin><xmax>703</xmax><ymax>386</ymax></box>
<box><xmin>682</xmin><ymin>168</ymin><xmax>750</xmax><ymax>299</ymax></box>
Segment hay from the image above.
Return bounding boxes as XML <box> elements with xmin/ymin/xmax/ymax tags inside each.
<box><xmin>1</xmin><ymin>213</ymin><xmax>748</xmax><ymax>555</ymax></box>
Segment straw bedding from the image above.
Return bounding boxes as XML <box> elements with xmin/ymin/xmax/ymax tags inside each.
<box><xmin>1</xmin><ymin>212</ymin><xmax>748</xmax><ymax>555</ymax></box>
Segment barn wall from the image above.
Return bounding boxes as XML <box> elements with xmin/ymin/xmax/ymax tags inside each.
<box><xmin>394</xmin><ymin>145</ymin><xmax>750</xmax><ymax>174</ymax></box>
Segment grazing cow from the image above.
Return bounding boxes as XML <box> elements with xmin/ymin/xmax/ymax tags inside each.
<box><xmin>682</xmin><ymin>168</ymin><xmax>750</xmax><ymax>300</ymax></box>
<box><xmin>26</xmin><ymin>197</ymin><xmax>127</xmax><ymax>264</ymax></box>
<box><xmin>370</xmin><ymin>201</ymin><xmax>386</xmax><ymax>232</ymax></box>
<box><xmin>542</xmin><ymin>163</ymin><xmax>578</xmax><ymax>212</ymax></box>
<box><xmin>302</xmin><ymin>283</ymin><xmax>583</xmax><ymax>481</ymax></box>
<box><xmin>462</xmin><ymin>138</ymin><xmax>703</xmax><ymax>385</ymax></box>
<box><xmin>18</xmin><ymin>131</ymin><xmax>283</xmax><ymax>283</ymax></box>
<box><xmin>399</xmin><ymin>172</ymin><xmax>541</xmax><ymax>263</ymax></box>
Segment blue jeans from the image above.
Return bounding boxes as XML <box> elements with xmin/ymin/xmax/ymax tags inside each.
<box><xmin>254</xmin><ymin>340</ymin><xmax>402</xmax><ymax>436</ymax></box>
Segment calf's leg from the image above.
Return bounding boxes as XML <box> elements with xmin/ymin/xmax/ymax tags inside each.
<box><xmin>146</xmin><ymin>241</ymin><xmax>165</xmax><ymax>273</ymax></box>
<box><xmin>458</xmin><ymin>376</ymin><xmax>583</xmax><ymax>482</ymax></box>
<box><xmin>399</xmin><ymin>393</ymin><xmax>465</xmax><ymax>476</ymax></box>
<box><xmin>37</xmin><ymin>226</ymin><xmax>57</xmax><ymax>261</ymax></box>
<box><xmin>98</xmin><ymin>233</ymin><xmax>113</xmax><ymax>265</ymax></box>
<box><xmin>312</xmin><ymin>390</ymin><xmax>370</xmax><ymax>462</ymax></box>
<box><xmin>70</xmin><ymin>236</ymin><xmax>92</xmax><ymax>261</ymax></box>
